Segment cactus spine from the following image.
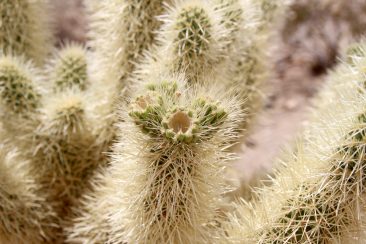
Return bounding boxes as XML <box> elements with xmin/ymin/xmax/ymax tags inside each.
<box><xmin>224</xmin><ymin>43</ymin><xmax>366</xmax><ymax>243</ymax></box>
<box><xmin>0</xmin><ymin>0</ymin><xmax>283</xmax><ymax>242</ymax></box>
<box><xmin>87</xmin><ymin>0</ymin><xmax>171</xmax><ymax>85</ymax></box>
<box><xmin>0</xmin><ymin>5</ymin><xmax>113</xmax><ymax>240</ymax></box>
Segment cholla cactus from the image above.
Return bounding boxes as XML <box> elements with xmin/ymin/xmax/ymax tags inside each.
<box><xmin>0</xmin><ymin>0</ymin><xmax>281</xmax><ymax>242</ymax></box>
<box><xmin>0</xmin><ymin>144</ymin><xmax>58</xmax><ymax>243</ymax></box>
<box><xmin>67</xmin><ymin>76</ymin><xmax>245</xmax><ymax>243</ymax></box>
<box><xmin>0</xmin><ymin>0</ymin><xmax>52</xmax><ymax>64</ymax></box>
<box><xmin>134</xmin><ymin>0</ymin><xmax>263</xmax><ymax>133</ymax></box>
<box><xmin>224</xmin><ymin>43</ymin><xmax>366</xmax><ymax>243</ymax></box>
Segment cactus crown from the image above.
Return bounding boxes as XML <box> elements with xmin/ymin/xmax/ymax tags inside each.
<box><xmin>129</xmin><ymin>81</ymin><xmax>227</xmax><ymax>143</ymax></box>
<box><xmin>0</xmin><ymin>57</ymin><xmax>40</xmax><ymax>114</ymax></box>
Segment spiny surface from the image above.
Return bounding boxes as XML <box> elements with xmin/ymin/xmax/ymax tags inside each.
<box><xmin>0</xmin><ymin>0</ymin><xmax>52</xmax><ymax>64</ymax></box>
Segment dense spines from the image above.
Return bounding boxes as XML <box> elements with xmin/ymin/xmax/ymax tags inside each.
<box><xmin>67</xmin><ymin>76</ymin><xmax>245</xmax><ymax>243</ymax></box>
<box><xmin>49</xmin><ymin>44</ymin><xmax>88</xmax><ymax>92</ymax></box>
<box><xmin>216</xmin><ymin>0</ymin><xmax>269</xmax><ymax>133</ymax></box>
<box><xmin>0</xmin><ymin>0</ymin><xmax>52</xmax><ymax>64</ymax></box>
<box><xmin>0</xmin><ymin>145</ymin><xmax>58</xmax><ymax>243</ymax></box>
<box><xmin>40</xmin><ymin>91</ymin><xmax>87</xmax><ymax>139</ymax></box>
<box><xmin>224</xmin><ymin>44</ymin><xmax>366</xmax><ymax>243</ymax></box>
<box><xmin>84</xmin><ymin>0</ymin><xmax>170</xmax><ymax>155</ymax></box>
<box><xmin>160</xmin><ymin>1</ymin><xmax>226</xmax><ymax>82</ymax></box>
<box><xmin>137</xmin><ymin>0</ymin><xmax>231</xmax><ymax>84</ymax></box>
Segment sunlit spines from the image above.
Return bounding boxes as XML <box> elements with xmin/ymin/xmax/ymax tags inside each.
<box><xmin>85</xmin><ymin>0</ymin><xmax>170</xmax><ymax>157</ymax></box>
<box><xmin>150</xmin><ymin>0</ymin><xmax>230</xmax><ymax>83</ymax></box>
<box><xmin>0</xmin><ymin>0</ymin><xmax>53</xmax><ymax>64</ymax></box>
<box><xmin>41</xmin><ymin>90</ymin><xmax>88</xmax><ymax>139</ymax></box>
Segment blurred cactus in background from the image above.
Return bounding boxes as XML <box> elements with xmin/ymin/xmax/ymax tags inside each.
<box><xmin>0</xmin><ymin>0</ymin><xmax>53</xmax><ymax>65</ymax></box>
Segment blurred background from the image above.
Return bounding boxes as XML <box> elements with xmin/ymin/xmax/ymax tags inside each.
<box><xmin>52</xmin><ymin>0</ymin><xmax>366</xmax><ymax>194</ymax></box>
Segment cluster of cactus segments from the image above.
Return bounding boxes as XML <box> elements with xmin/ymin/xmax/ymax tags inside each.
<box><xmin>0</xmin><ymin>0</ymin><xmax>301</xmax><ymax>243</ymax></box>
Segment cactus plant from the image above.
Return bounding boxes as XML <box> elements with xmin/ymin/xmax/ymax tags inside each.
<box><xmin>153</xmin><ymin>0</ymin><xmax>230</xmax><ymax>83</ymax></box>
<box><xmin>0</xmin><ymin>56</ymin><xmax>42</xmax><ymax>117</ymax></box>
<box><xmin>67</xmin><ymin>77</ymin><xmax>245</xmax><ymax>243</ymax></box>
<box><xmin>0</xmin><ymin>53</ymin><xmax>109</xmax><ymax>242</ymax></box>
<box><xmin>66</xmin><ymin>0</ymin><xmax>277</xmax><ymax>242</ymax></box>
<box><xmin>0</xmin><ymin>0</ymin><xmax>282</xmax><ymax>243</ymax></box>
